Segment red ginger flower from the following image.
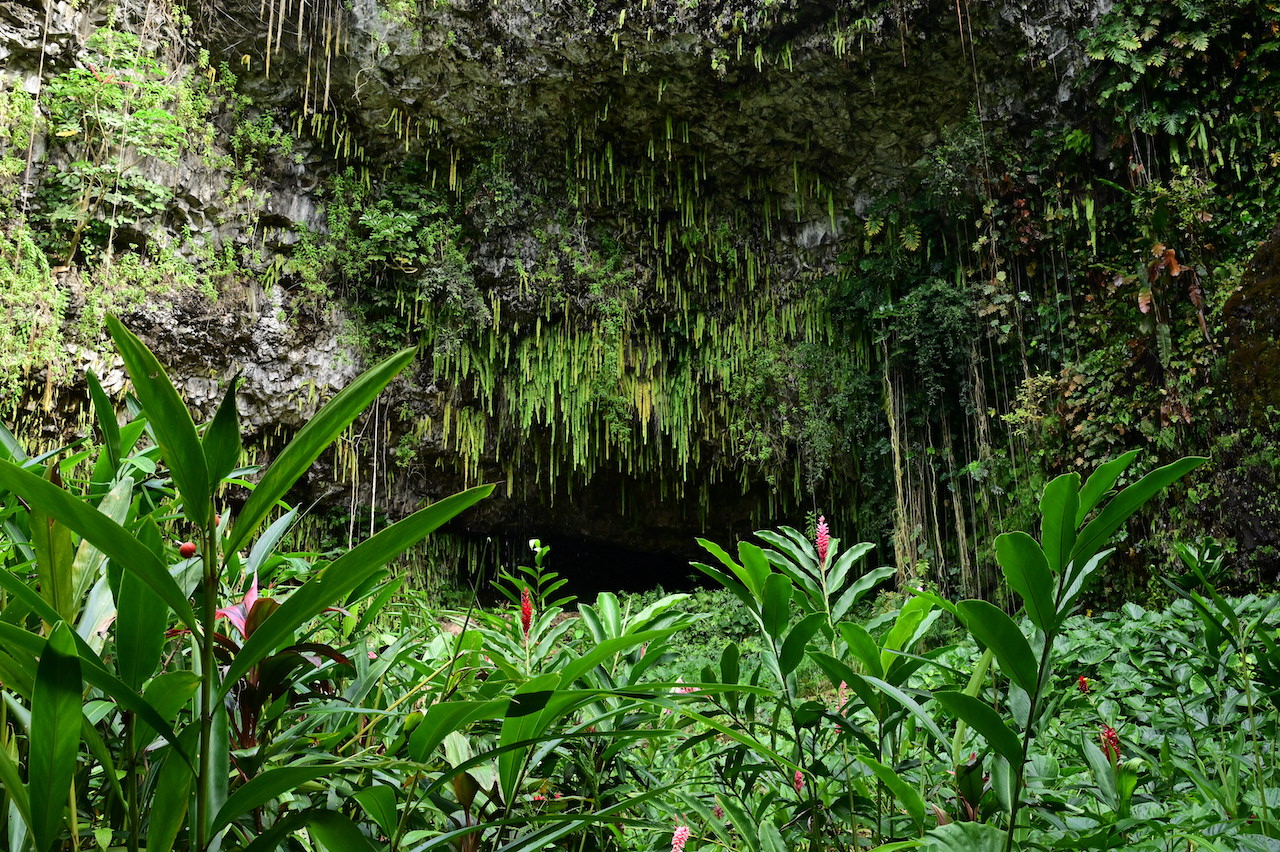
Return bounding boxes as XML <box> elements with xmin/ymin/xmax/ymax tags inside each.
<box><xmin>671</xmin><ymin>825</ymin><xmax>691</xmax><ymax>852</ymax></box>
<box><xmin>793</xmin><ymin>770</ymin><xmax>805</xmax><ymax>793</ymax></box>
<box><xmin>816</xmin><ymin>516</ymin><xmax>830</xmax><ymax>566</ymax></box>
<box><xmin>1100</xmin><ymin>724</ymin><xmax>1121</xmax><ymax>764</ymax></box>
<box><xmin>1078</xmin><ymin>676</ymin><xmax>1090</xmax><ymax>694</ymax></box>
<box><xmin>520</xmin><ymin>586</ymin><xmax>533</xmax><ymax>636</ymax></box>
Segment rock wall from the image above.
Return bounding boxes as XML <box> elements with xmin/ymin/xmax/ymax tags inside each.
<box><xmin>1</xmin><ymin>0</ymin><xmax>1107</xmax><ymax>585</ymax></box>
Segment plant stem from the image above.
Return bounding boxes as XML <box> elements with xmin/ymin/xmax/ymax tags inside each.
<box><xmin>195</xmin><ymin>522</ymin><xmax>218</xmax><ymax>852</ymax></box>
<box><xmin>1003</xmin><ymin>631</ymin><xmax>1056</xmax><ymax>852</ymax></box>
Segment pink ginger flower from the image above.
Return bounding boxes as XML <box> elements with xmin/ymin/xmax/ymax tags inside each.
<box><xmin>712</xmin><ymin>804</ymin><xmax>724</xmax><ymax>820</ymax></box>
<box><xmin>671</xmin><ymin>825</ymin><xmax>691</xmax><ymax>852</ymax></box>
<box><xmin>793</xmin><ymin>770</ymin><xmax>805</xmax><ymax>794</ymax></box>
<box><xmin>816</xmin><ymin>516</ymin><xmax>830</xmax><ymax>567</ymax></box>
<box><xmin>520</xmin><ymin>586</ymin><xmax>533</xmax><ymax>636</ymax></box>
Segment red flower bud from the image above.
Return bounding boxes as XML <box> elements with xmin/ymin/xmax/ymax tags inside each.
<box><xmin>179</xmin><ymin>541</ymin><xmax>197</xmax><ymax>559</ymax></box>
<box><xmin>520</xmin><ymin>586</ymin><xmax>533</xmax><ymax>637</ymax></box>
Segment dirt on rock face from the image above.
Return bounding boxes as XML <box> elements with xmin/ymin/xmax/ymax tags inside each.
<box><xmin>1226</xmin><ymin>224</ymin><xmax>1280</xmax><ymax>424</ymax></box>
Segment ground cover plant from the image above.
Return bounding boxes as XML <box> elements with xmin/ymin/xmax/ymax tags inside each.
<box><xmin>0</xmin><ymin>326</ymin><xmax>1277</xmax><ymax>851</ymax></box>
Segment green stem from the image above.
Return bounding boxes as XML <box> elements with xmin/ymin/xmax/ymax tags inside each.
<box><xmin>195</xmin><ymin>522</ymin><xmax>218</xmax><ymax>852</ymax></box>
<box><xmin>1002</xmin><ymin>633</ymin><xmax>1056</xmax><ymax>852</ymax></box>
<box><xmin>125</xmin><ymin>713</ymin><xmax>139</xmax><ymax>852</ymax></box>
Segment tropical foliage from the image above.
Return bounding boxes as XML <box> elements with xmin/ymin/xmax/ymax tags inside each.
<box><xmin>1</xmin><ymin>326</ymin><xmax>1277</xmax><ymax>851</ymax></box>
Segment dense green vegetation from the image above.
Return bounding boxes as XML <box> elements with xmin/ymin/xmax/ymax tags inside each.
<box><xmin>4</xmin><ymin>0</ymin><xmax>1280</xmax><ymax>597</ymax></box>
<box><xmin>0</xmin><ymin>327</ymin><xmax>1276</xmax><ymax>850</ymax></box>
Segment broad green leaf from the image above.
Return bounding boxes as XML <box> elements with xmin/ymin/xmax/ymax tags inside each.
<box><xmin>1075</xmin><ymin>450</ymin><xmax>1139</xmax><ymax>527</ymax></box>
<box><xmin>759</xmin><ymin>820</ymin><xmax>788</xmax><ymax>852</ymax></box>
<box><xmin>210</xmin><ymin>765</ymin><xmax>336</xmax><ymax>834</ymax></box>
<box><xmin>107</xmin><ymin>316</ymin><xmax>211</xmax><ymax>525</ymax></box>
<box><xmin>923</xmin><ymin>820</ymin><xmax>1006</xmax><ymax>851</ymax></box>
<box><xmin>778</xmin><ymin>612</ymin><xmax>825</xmax><ymax>677</ymax></box>
<box><xmin>138</xmin><ymin>671</ymin><xmax>200</xmax><ymax>745</ymax></box>
<box><xmin>956</xmin><ymin>600</ymin><xmax>1038</xmax><ymax>694</ymax></box>
<box><xmin>1039</xmin><ymin>472</ymin><xmax>1080</xmax><ymax>573</ymax></box>
<box><xmin>222</xmin><ymin>485</ymin><xmax>491</xmax><ymax>693</ymax></box>
<box><xmin>859</xmin><ymin>673</ymin><xmax>950</xmax><ymax>747</ymax></box>
<box><xmin>146</xmin><ymin>731</ymin><xmax>195</xmax><ymax>852</ymax></box>
<box><xmin>498</xmin><ymin>674</ymin><xmax>562</xmax><ymax>803</ymax></box>
<box><xmin>932</xmin><ymin>690</ymin><xmax>1023</xmax><ymax>767</ymax></box>
<box><xmin>761</xmin><ymin>572</ymin><xmax>792</xmax><ymax>640</ymax></box>
<box><xmin>0</xmin><ymin>420</ymin><xmax>28</xmax><ymax>463</ymax></box>
<box><xmin>225</xmin><ymin>347</ymin><xmax>415</xmax><ymax>554</ymax></box>
<box><xmin>70</xmin><ymin>476</ymin><xmax>133</xmax><ymax>606</ymax></box>
<box><xmin>832</xmin><ymin>564</ymin><xmax>895</xmax><ymax>622</ymax></box>
<box><xmin>0</xmin><ymin>735</ymin><xmax>32</xmax><ymax>833</ymax></box>
<box><xmin>202</xmin><ymin>377</ymin><xmax>242</xmax><ymax>486</ymax></box>
<box><xmin>994</xmin><ymin>532</ymin><xmax>1056</xmax><ymax>633</ymax></box>
<box><xmin>0</xmin><ymin>571</ymin><xmax>187</xmax><ymax>757</ymax></box>
<box><xmin>354</xmin><ymin>786</ymin><xmax>399</xmax><ymax>838</ymax></box>
<box><xmin>116</xmin><ymin>516</ymin><xmax>168</xmax><ymax>691</ymax></box>
<box><xmin>881</xmin><ymin>594</ymin><xmax>934</xmax><ymax>672</ymax></box>
<box><xmin>408</xmin><ymin>700</ymin><xmax>507</xmax><ymax>762</ymax></box>
<box><xmin>30</xmin><ymin>623</ymin><xmax>82</xmax><ymax>852</ymax></box>
<box><xmin>0</xmin><ymin>459</ymin><xmax>198</xmax><ymax>632</ymax></box>
<box><xmin>1074</xmin><ymin>456</ymin><xmax>1206</xmax><ymax>563</ymax></box>
<box><xmin>838</xmin><ymin>621</ymin><xmax>884</xmax><ymax>679</ymax></box>
<box><xmin>738</xmin><ymin>542</ymin><xmax>773</xmax><ymax>598</ymax></box>
<box><xmin>859</xmin><ymin>754</ymin><xmax>926</xmax><ymax>831</ymax></box>
<box><xmin>85</xmin><ymin>369</ymin><xmax>121</xmax><ymax>476</ymax></box>
<box><xmin>246</xmin><ymin>507</ymin><xmax>298</xmax><ymax>576</ymax></box>
<box><xmin>309</xmin><ymin>811</ymin><xmax>380</xmax><ymax>852</ymax></box>
<box><xmin>31</xmin><ymin>467</ymin><xmax>76</xmax><ymax>622</ymax></box>
<box><xmin>827</xmin><ymin>542</ymin><xmax>877</xmax><ymax>596</ymax></box>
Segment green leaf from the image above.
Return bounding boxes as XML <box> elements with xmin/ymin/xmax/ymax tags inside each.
<box><xmin>146</xmin><ymin>731</ymin><xmax>195</xmax><ymax>852</ymax></box>
<box><xmin>932</xmin><ymin>690</ymin><xmax>1023</xmax><ymax>767</ymax></box>
<box><xmin>0</xmin><ymin>459</ymin><xmax>198</xmax><ymax>633</ymax></box>
<box><xmin>859</xmin><ymin>673</ymin><xmax>950</xmax><ymax>747</ymax></box>
<box><xmin>310</xmin><ymin>811</ymin><xmax>380</xmax><ymax>852</ymax></box>
<box><xmin>85</xmin><ymin>369</ymin><xmax>121</xmax><ymax>476</ymax></box>
<box><xmin>116</xmin><ymin>516</ymin><xmax>168</xmax><ymax>691</ymax></box>
<box><xmin>1074</xmin><ymin>450</ymin><xmax>1138</xmax><ymax>527</ymax></box>
<box><xmin>738</xmin><ymin>542</ymin><xmax>773</xmax><ymax>598</ymax></box>
<box><xmin>30</xmin><ymin>623</ymin><xmax>82</xmax><ymax>852</ymax></box>
<box><xmin>0</xmin><ymin>734</ymin><xmax>33</xmax><ymax>833</ymax></box>
<box><xmin>994</xmin><ymin>532</ymin><xmax>1056</xmax><ymax>633</ymax></box>
<box><xmin>107</xmin><ymin>316</ymin><xmax>211</xmax><ymax>525</ymax></box>
<box><xmin>210</xmin><ymin>765</ymin><xmax>336</xmax><ymax>835</ymax></box>
<box><xmin>225</xmin><ymin>347</ymin><xmax>415</xmax><ymax>554</ymax></box>
<box><xmin>923</xmin><ymin>821</ymin><xmax>1006</xmax><ymax>851</ymax></box>
<box><xmin>1039</xmin><ymin>472</ymin><xmax>1080</xmax><ymax>573</ymax></box>
<box><xmin>778</xmin><ymin>612</ymin><xmax>825</xmax><ymax>677</ymax></box>
<box><xmin>760</xmin><ymin>572</ymin><xmax>792</xmax><ymax>640</ymax></box>
<box><xmin>1074</xmin><ymin>456</ymin><xmax>1207</xmax><ymax>563</ymax></box>
<box><xmin>408</xmin><ymin>700</ymin><xmax>507</xmax><ymax>762</ymax></box>
<box><xmin>956</xmin><ymin>600</ymin><xmax>1038</xmax><ymax>694</ymax></box>
<box><xmin>222</xmin><ymin>485</ymin><xmax>491</xmax><ymax>694</ymax></box>
<box><xmin>859</xmin><ymin>754</ymin><xmax>926</xmax><ymax>831</ymax></box>
<box><xmin>201</xmin><ymin>377</ymin><xmax>242</xmax><ymax>487</ymax></box>
<box><xmin>832</xmin><ymin>564</ymin><xmax>894</xmax><ymax>622</ymax></box>
<box><xmin>353</xmin><ymin>786</ymin><xmax>399</xmax><ymax>838</ymax></box>
<box><xmin>31</xmin><ymin>467</ymin><xmax>77</xmax><ymax>621</ymax></box>
<box><xmin>0</xmin><ymin>570</ymin><xmax>188</xmax><ymax>761</ymax></box>
<box><xmin>838</xmin><ymin>621</ymin><xmax>884</xmax><ymax>679</ymax></box>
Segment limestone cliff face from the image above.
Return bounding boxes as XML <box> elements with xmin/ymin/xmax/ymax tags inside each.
<box><xmin>1</xmin><ymin>0</ymin><xmax>1099</xmax><ymax>581</ymax></box>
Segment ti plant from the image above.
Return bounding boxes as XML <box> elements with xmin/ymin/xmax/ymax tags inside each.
<box><xmin>922</xmin><ymin>451</ymin><xmax>1207</xmax><ymax>852</ymax></box>
<box><xmin>0</xmin><ymin>317</ymin><xmax>491</xmax><ymax>851</ymax></box>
